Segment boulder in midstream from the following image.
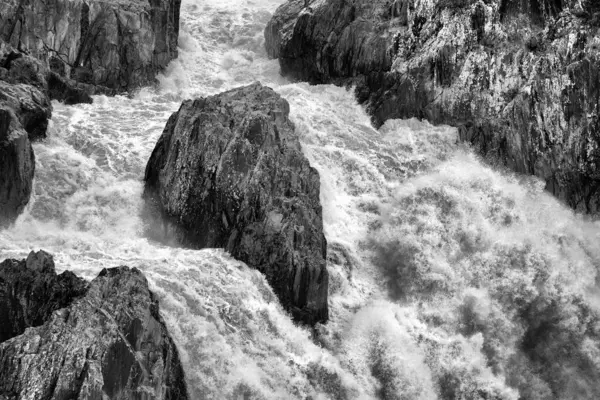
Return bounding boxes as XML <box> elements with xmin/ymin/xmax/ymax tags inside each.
<box><xmin>144</xmin><ymin>82</ymin><xmax>329</xmax><ymax>325</ymax></box>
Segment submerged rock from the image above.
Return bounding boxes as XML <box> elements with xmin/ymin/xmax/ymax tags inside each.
<box><xmin>0</xmin><ymin>251</ymin><xmax>189</xmax><ymax>399</ymax></box>
<box><xmin>0</xmin><ymin>106</ymin><xmax>34</xmax><ymax>227</ymax></box>
<box><xmin>266</xmin><ymin>0</ymin><xmax>600</xmax><ymax>213</ymax></box>
<box><xmin>144</xmin><ymin>82</ymin><xmax>329</xmax><ymax>325</ymax></box>
<box><xmin>0</xmin><ymin>0</ymin><xmax>181</xmax><ymax>91</ymax></box>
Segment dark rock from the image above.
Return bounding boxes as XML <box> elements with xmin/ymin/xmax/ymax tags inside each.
<box><xmin>46</xmin><ymin>72</ymin><xmax>93</xmax><ymax>105</ymax></box>
<box><xmin>0</xmin><ymin>253</ymin><xmax>189</xmax><ymax>400</ymax></box>
<box><xmin>144</xmin><ymin>82</ymin><xmax>329</xmax><ymax>325</ymax></box>
<box><xmin>0</xmin><ymin>0</ymin><xmax>181</xmax><ymax>92</ymax></box>
<box><xmin>266</xmin><ymin>0</ymin><xmax>600</xmax><ymax>213</ymax></box>
<box><xmin>0</xmin><ymin>250</ymin><xmax>87</xmax><ymax>343</ymax></box>
<box><xmin>0</xmin><ymin>106</ymin><xmax>34</xmax><ymax>227</ymax></box>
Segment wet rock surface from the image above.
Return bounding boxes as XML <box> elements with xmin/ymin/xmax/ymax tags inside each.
<box><xmin>0</xmin><ymin>105</ymin><xmax>34</xmax><ymax>227</ymax></box>
<box><xmin>0</xmin><ymin>0</ymin><xmax>181</xmax><ymax>92</ymax></box>
<box><xmin>0</xmin><ymin>251</ymin><xmax>189</xmax><ymax>400</ymax></box>
<box><xmin>266</xmin><ymin>0</ymin><xmax>600</xmax><ymax>213</ymax></box>
<box><xmin>144</xmin><ymin>82</ymin><xmax>329</xmax><ymax>325</ymax></box>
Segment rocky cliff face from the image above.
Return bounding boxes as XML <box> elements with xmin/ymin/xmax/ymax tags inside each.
<box><xmin>144</xmin><ymin>82</ymin><xmax>329</xmax><ymax>325</ymax></box>
<box><xmin>0</xmin><ymin>251</ymin><xmax>189</xmax><ymax>400</ymax></box>
<box><xmin>0</xmin><ymin>0</ymin><xmax>181</xmax><ymax>91</ymax></box>
<box><xmin>266</xmin><ymin>0</ymin><xmax>600</xmax><ymax>213</ymax></box>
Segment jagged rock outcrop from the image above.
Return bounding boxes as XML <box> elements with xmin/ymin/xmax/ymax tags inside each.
<box><xmin>0</xmin><ymin>106</ymin><xmax>34</xmax><ymax>227</ymax></box>
<box><xmin>0</xmin><ymin>250</ymin><xmax>87</xmax><ymax>342</ymax></box>
<box><xmin>0</xmin><ymin>251</ymin><xmax>189</xmax><ymax>399</ymax></box>
<box><xmin>0</xmin><ymin>0</ymin><xmax>181</xmax><ymax>91</ymax></box>
<box><xmin>144</xmin><ymin>82</ymin><xmax>329</xmax><ymax>325</ymax></box>
<box><xmin>266</xmin><ymin>0</ymin><xmax>600</xmax><ymax>213</ymax></box>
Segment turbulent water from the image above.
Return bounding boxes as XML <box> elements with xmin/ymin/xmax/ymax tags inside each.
<box><xmin>2</xmin><ymin>0</ymin><xmax>600</xmax><ymax>399</ymax></box>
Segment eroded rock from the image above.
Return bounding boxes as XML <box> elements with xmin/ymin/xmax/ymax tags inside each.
<box><xmin>266</xmin><ymin>0</ymin><xmax>600</xmax><ymax>213</ymax></box>
<box><xmin>0</xmin><ymin>251</ymin><xmax>189</xmax><ymax>399</ymax></box>
<box><xmin>144</xmin><ymin>82</ymin><xmax>329</xmax><ymax>325</ymax></box>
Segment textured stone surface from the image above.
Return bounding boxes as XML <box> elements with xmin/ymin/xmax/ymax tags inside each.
<box><xmin>0</xmin><ymin>0</ymin><xmax>181</xmax><ymax>91</ymax></box>
<box><xmin>0</xmin><ymin>250</ymin><xmax>87</xmax><ymax>343</ymax></box>
<box><xmin>0</xmin><ymin>105</ymin><xmax>34</xmax><ymax>227</ymax></box>
<box><xmin>266</xmin><ymin>0</ymin><xmax>600</xmax><ymax>213</ymax></box>
<box><xmin>144</xmin><ymin>82</ymin><xmax>329</xmax><ymax>325</ymax></box>
<box><xmin>0</xmin><ymin>80</ymin><xmax>51</xmax><ymax>141</ymax></box>
<box><xmin>0</xmin><ymin>252</ymin><xmax>189</xmax><ymax>400</ymax></box>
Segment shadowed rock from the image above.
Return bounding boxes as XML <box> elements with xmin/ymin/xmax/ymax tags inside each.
<box><xmin>266</xmin><ymin>0</ymin><xmax>600</xmax><ymax>213</ymax></box>
<box><xmin>0</xmin><ymin>106</ymin><xmax>34</xmax><ymax>227</ymax></box>
<box><xmin>144</xmin><ymin>82</ymin><xmax>329</xmax><ymax>325</ymax></box>
<box><xmin>0</xmin><ymin>251</ymin><xmax>189</xmax><ymax>400</ymax></box>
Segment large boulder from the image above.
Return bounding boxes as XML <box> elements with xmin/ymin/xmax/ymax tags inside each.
<box><xmin>144</xmin><ymin>82</ymin><xmax>329</xmax><ymax>325</ymax></box>
<box><xmin>266</xmin><ymin>0</ymin><xmax>600</xmax><ymax>213</ymax></box>
<box><xmin>0</xmin><ymin>251</ymin><xmax>189</xmax><ymax>400</ymax></box>
<box><xmin>0</xmin><ymin>106</ymin><xmax>34</xmax><ymax>227</ymax></box>
<box><xmin>0</xmin><ymin>0</ymin><xmax>181</xmax><ymax>91</ymax></box>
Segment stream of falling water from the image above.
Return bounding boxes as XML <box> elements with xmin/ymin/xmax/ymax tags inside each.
<box><xmin>2</xmin><ymin>0</ymin><xmax>600</xmax><ymax>399</ymax></box>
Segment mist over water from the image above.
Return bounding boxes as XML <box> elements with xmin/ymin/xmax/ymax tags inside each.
<box><xmin>1</xmin><ymin>0</ymin><xmax>600</xmax><ymax>398</ymax></box>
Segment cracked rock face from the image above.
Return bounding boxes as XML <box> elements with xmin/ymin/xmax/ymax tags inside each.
<box><xmin>0</xmin><ymin>251</ymin><xmax>189</xmax><ymax>400</ymax></box>
<box><xmin>0</xmin><ymin>0</ymin><xmax>181</xmax><ymax>91</ymax></box>
<box><xmin>144</xmin><ymin>82</ymin><xmax>329</xmax><ymax>325</ymax></box>
<box><xmin>266</xmin><ymin>0</ymin><xmax>600</xmax><ymax>213</ymax></box>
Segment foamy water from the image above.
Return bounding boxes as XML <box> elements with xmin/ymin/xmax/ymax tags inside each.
<box><xmin>1</xmin><ymin>0</ymin><xmax>600</xmax><ymax>398</ymax></box>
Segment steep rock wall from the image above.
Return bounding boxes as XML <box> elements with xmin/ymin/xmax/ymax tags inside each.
<box><xmin>0</xmin><ymin>0</ymin><xmax>181</xmax><ymax>91</ymax></box>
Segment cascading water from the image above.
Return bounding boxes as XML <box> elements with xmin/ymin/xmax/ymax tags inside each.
<box><xmin>1</xmin><ymin>0</ymin><xmax>600</xmax><ymax>398</ymax></box>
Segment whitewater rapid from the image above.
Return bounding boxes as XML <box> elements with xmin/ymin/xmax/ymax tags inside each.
<box><xmin>2</xmin><ymin>0</ymin><xmax>600</xmax><ymax>398</ymax></box>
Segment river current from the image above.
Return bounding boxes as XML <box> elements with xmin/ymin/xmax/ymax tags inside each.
<box><xmin>2</xmin><ymin>0</ymin><xmax>600</xmax><ymax>399</ymax></box>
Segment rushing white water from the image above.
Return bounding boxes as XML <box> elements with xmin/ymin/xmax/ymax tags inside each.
<box><xmin>2</xmin><ymin>0</ymin><xmax>600</xmax><ymax>399</ymax></box>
